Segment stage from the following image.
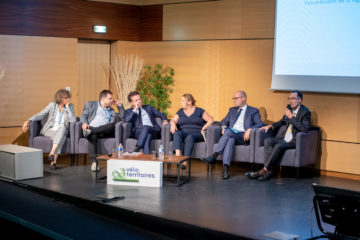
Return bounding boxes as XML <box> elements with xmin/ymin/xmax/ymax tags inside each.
<box><xmin>1</xmin><ymin>158</ymin><xmax>360</xmax><ymax>239</ymax></box>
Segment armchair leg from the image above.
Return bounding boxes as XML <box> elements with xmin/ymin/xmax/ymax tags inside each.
<box><xmin>83</xmin><ymin>154</ymin><xmax>87</xmax><ymax>165</ymax></box>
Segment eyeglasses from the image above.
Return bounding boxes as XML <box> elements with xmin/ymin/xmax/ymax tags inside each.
<box><xmin>232</xmin><ymin>96</ymin><xmax>244</xmax><ymax>100</ymax></box>
<box><xmin>288</xmin><ymin>97</ymin><xmax>300</xmax><ymax>101</ymax></box>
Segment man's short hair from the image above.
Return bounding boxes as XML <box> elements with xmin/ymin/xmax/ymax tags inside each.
<box><xmin>128</xmin><ymin>91</ymin><xmax>140</xmax><ymax>102</ymax></box>
<box><xmin>99</xmin><ymin>90</ymin><xmax>112</xmax><ymax>101</ymax></box>
<box><xmin>291</xmin><ymin>90</ymin><xmax>303</xmax><ymax>100</ymax></box>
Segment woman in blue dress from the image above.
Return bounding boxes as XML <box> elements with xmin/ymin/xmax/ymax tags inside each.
<box><xmin>170</xmin><ymin>94</ymin><xmax>213</xmax><ymax>168</ymax></box>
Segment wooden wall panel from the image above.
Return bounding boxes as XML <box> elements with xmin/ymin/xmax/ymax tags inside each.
<box><xmin>163</xmin><ymin>0</ymin><xmax>275</xmax><ymax>40</ymax></box>
<box><xmin>0</xmin><ymin>0</ymin><xmax>163</xmax><ymax>41</ymax></box>
<box><xmin>0</xmin><ymin>127</ymin><xmax>27</xmax><ymax>146</ymax></box>
<box><xmin>140</xmin><ymin>5</ymin><xmax>163</xmax><ymax>41</ymax></box>
<box><xmin>0</xmin><ymin>35</ymin><xmax>78</xmax><ymax>127</ymax></box>
<box><xmin>78</xmin><ymin>40</ymin><xmax>111</xmax><ymax>116</ymax></box>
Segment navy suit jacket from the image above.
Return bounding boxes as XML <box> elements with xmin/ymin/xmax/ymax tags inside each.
<box><xmin>125</xmin><ymin>105</ymin><xmax>167</xmax><ymax>134</ymax></box>
<box><xmin>221</xmin><ymin>105</ymin><xmax>263</xmax><ymax>131</ymax></box>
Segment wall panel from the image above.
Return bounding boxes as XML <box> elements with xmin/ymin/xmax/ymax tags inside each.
<box><xmin>0</xmin><ymin>35</ymin><xmax>78</xmax><ymax>127</ymax></box>
<box><xmin>163</xmin><ymin>0</ymin><xmax>275</xmax><ymax>40</ymax></box>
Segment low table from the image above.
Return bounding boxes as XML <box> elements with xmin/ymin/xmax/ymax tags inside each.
<box><xmin>96</xmin><ymin>154</ymin><xmax>191</xmax><ymax>186</ymax></box>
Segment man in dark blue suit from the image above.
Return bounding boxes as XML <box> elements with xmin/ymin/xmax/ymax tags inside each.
<box><xmin>125</xmin><ymin>91</ymin><xmax>168</xmax><ymax>154</ymax></box>
<box><xmin>202</xmin><ymin>90</ymin><xmax>263</xmax><ymax>179</ymax></box>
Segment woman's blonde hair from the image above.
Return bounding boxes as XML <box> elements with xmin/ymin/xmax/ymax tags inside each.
<box><xmin>54</xmin><ymin>89</ymin><xmax>72</xmax><ymax>104</ymax></box>
<box><xmin>182</xmin><ymin>93</ymin><xmax>196</xmax><ymax>106</ymax></box>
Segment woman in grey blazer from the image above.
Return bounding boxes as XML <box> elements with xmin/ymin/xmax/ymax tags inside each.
<box><xmin>22</xmin><ymin>89</ymin><xmax>76</xmax><ymax>170</ymax></box>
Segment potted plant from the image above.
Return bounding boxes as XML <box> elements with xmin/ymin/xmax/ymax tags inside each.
<box><xmin>137</xmin><ymin>64</ymin><xmax>175</xmax><ymax>116</ymax></box>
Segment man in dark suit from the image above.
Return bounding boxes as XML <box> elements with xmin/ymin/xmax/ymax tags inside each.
<box><xmin>80</xmin><ymin>90</ymin><xmax>125</xmax><ymax>171</ymax></box>
<box><xmin>246</xmin><ymin>90</ymin><xmax>311</xmax><ymax>181</ymax></box>
<box><xmin>202</xmin><ymin>90</ymin><xmax>263</xmax><ymax>179</ymax></box>
<box><xmin>125</xmin><ymin>91</ymin><xmax>168</xmax><ymax>154</ymax></box>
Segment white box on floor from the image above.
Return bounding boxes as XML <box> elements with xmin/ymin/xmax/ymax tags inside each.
<box><xmin>0</xmin><ymin>144</ymin><xmax>43</xmax><ymax>180</ymax></box>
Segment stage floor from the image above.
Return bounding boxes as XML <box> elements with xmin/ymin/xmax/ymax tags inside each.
<box><xmin>1</xmin><ymin>158</ymin><xmax>360</xmax><ymax>239</ymax></box>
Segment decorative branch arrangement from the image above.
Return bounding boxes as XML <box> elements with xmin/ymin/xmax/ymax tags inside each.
<box><xmin>0</xmin><ymin>63</ymin><xmax>6</xmax><ymax>82</ymax></box>
<box><xmin>110</xmin><ymin>55</ymin><xmax>144</xmax><ymax>109</ymax></box>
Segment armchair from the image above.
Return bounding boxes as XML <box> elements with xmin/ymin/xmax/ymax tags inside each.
<box><xmin>122</xmin><ymin>118</ymin><xmax>166</xmax><ymax>153</ymax></box>
<box><xmin>29</xmin><ymin>114</ymin><xmax>75</xmax><ymax>164</ymax></box>
<box><xmin>254</xmin><ymin>126</ymin><xmax>320</xmax><ymax>175</ymax></box>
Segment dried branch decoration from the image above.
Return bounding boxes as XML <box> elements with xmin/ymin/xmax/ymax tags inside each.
<box><xmin>110</xmin><ymin>55</ymin><xmax>144</xmax><ymax>109</ymax></box>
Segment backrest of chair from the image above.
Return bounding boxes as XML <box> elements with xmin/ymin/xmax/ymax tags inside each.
<box><xmin>41</xmin><ymin>113</ymin><xmax>49</xmax><ymax>127</ymax></box>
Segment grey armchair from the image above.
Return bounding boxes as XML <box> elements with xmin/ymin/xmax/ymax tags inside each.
<box><xmin>254</xmin><ymin>126</ymin><xmax>320</xmax><ymax>175</ymax></box>
<box><xmin>164</xmin><ymin>124</ymin><xmax>220</xmax><ymax>159</ymax></box>
<box><xmin>122</xmin><ymin>118</ymin><xmax>166</xmax><ymax>153</ymax></box>
<box><xmin>29</xmin><ymin>115</ymin><xmax>75</xmax><ymax>164</ymax></box>
<box><xmin>74</xmin><ymin>121</ymin><xmax>123</xmax><ymax>164</ymax></box>
<box><xmin>212</xmin><ymin>127</ymin><xmax>257</xmax><ymax>163</ymax></box>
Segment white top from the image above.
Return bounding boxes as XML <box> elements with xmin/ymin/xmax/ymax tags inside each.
<box><xmin>51</xmin><ymin>105</ymin><xmax>65</xmax><ymax>131</ymax></box>
<box><xmin>89</xmin><ymin>102</ymin><xmax>111</xmax><ymax>127</ymax></box>
<box><xmin>233</xmin><ymin>105</ymin><xmax>248</xmax><ymax>132</ymax></box>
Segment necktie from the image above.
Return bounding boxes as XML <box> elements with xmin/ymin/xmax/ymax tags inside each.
<box><xmin>235</xmin><ymin>108</ymin><xmax>243</xmax><ymax>121</ymax></box>
<box><xmin>138</xmin><ymin>108</ymin><xmax>143</xmax><ymax>127</ymax></box>
<box><xmin>284</xmin><ymin>111</ymin><xmax>296</xmax><ymax>142</ymax></box>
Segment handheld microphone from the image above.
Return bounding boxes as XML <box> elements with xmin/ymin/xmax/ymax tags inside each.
<box><xmin>284</xmin><ymin>104</ymin><xmax>292</xmax><ymax>120</ymax></box>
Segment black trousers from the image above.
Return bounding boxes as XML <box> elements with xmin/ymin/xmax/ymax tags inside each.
<box><xmin>264</xmin><ymin>137</ymin><xmax>296</xmax><ymax>170</ymax></box>
<box><xmin>87</xmin><ymin>122</ymin><xmax>115</xmax><ymax>162</ymax></box>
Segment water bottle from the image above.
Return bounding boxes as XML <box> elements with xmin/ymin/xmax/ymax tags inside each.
<box><xmin>158</xmin><ymin>145</ymin><xmax>164</xmax><ymax>160</ymax></box>
<box><xmin>118</xmin><ymin>143</ymin><xmax>123</xmax><ymax>158</ymax></box>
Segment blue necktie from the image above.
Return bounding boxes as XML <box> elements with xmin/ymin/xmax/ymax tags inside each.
<box><xmin>138</xmin><ymin>108</ymin><xmax>143</xmax><ymax>127</ymax></box>
<box><xmin>235</xmin><ymin>108</ymin><xmax>242</xmax><ymax>121</ymax></box>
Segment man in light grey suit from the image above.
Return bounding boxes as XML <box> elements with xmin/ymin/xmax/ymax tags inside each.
<box><xmin>80</xmin><ymin>90</ymin><xmax>125</xmax><ymax>171</ymax></box>
<box><xmin>202</xmin><ymin>90</ymin><xmax>263</xmax><ymax>179</ymax></box>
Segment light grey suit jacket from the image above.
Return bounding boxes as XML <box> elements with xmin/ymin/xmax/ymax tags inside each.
<box><xmin>29</xmin><ymin>102</ymin><xmax>77</xmax><ymax>135</ymax></box>
<box><xmin>80</xmin><ymin>101</ymin><xmax>125</xmax><ymax>125</ymax></box>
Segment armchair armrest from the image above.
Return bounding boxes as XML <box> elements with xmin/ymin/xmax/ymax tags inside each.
<box><xmin>295</xmin><ymin>129</ymin><xmax>319</xmax><ymax>167</ymax></box>
<box><xmin>162</xmin><ymin>123</ymin><xmax>171</xmax><ymax>154</ymax></box>
<box><xmin>122</xmin><ymin>122</ymin><xmax>132</xmax><ymax>149</ymax></box>
<box><xmin>255</xmin><ymin>128</ymin><xmax>267</xmax><ymax>149</ymax></box>
<box><xmin>69</xmin><ymin>121</ymin><xmax>77</xmax><ymax>154</ymax></box>
<box><xmin>115</xmin><ymin>121</ymin><xmax>123</xmax><ymax>147</ymax></box>
<box><xmin>205</xmin><ymin>125</ymin><xmax>222</xmax><ymax>157</ymax></box>
<box><xmin>74</xmin><ymin>121</ymin><xmax>83</xmax><ymax>153</ymax></box>
<box><xmin>29</xmin><ymin>121</ymin><xmax>41</xmax><ymax>147</ymax></box>
<box><xmin>249</xmin><ymin>128</ymin><xmax>258</xmax><ymax>163</ymax></box>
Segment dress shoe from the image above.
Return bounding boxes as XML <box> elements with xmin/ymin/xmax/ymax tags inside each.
<box><xmin>48</xmin><ymin>154</ymin><xmax>54</xmax><ymax>162</ymax></box>
<box><xmin>258</xmin><ymin>171</ymin><xmax>272</xmax><ymax>181</ymax></box>
<box><xmin>91</xmin><ymin>162</ymin><xmax>99</xmax><ymax>172</ymax></box>
<box><xmin>83</xmin><ymin>129</ymin><xmax>92</xmax><ymax>138</ymax></box>
<box><xmin>50</xmin><ymin>163</ymin><xmax>56</xmax><ymax>171</ymax></box>
<box><xmin>133</xmin><ymin>145</ymin><xmax>142</xmax><ymax>153</ymax></box>
<box><xmin>222</xmin><ymin>165</ymin><xmax>229</xmax><ymax>179</ymax></box>
<box><xmin>201</xmin><ymin>156</ymin><xmax>215</xmax><ymax>164</ymax></box>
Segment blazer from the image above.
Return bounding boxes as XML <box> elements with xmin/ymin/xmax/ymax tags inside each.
<box><xmin>29</xmin><ymin>102</ymin><xmax>77</xmax><ymax>135</ymax></box>
<box><xmin>125</xmin><ymin>105</ymin><xmax>167</xmax><ymax>133</ymax></box>
<box><xmin>272</xmin><ymin>104</ymin><xmax>311</xmax><ymax>142</ymax></box>
<box><xmin>80</xmin><ymin>101</ymin><xmax>125</xmax><ymax>125</ymax></box>
<box><xmin>221</xmin><ymin>105</ymin><xmax>263</xmax><ymax>131</ymax></box>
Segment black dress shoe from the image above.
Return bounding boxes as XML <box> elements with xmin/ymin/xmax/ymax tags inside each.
<box><xmin>201</xmin><ymin>156</ymin><xmax>215</xmax><ymax>164</ymax></box>
<box><xmin>259</xmin><ymin>171</ymin><xmax>272</xmax><ymax>181</ymax></box>
<box><xmin>48</xmin><ymin>154</ymin><xmax>54</xmax><ymax>162</ymax></box>
<box><xmin>222</xmin><ymin>165</ymin><xmax>229</xmax><ymax>179</ymax></box>
<box><xmin>133</xmin><ymin>145</ymin><xmax>142</xmax><ymax>153</ymax></box>
<box><xmin>245</xmin><ymin>171</ymin><xmax>260</xmax><ymax>179</ymax></box>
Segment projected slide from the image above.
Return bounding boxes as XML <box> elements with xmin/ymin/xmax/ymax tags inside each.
<box><xmin>271</xmin><ymin>0</ymin><xmax>360</xmax><ymax>94</ymax></box>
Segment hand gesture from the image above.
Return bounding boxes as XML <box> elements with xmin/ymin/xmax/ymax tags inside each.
<box><xmin>244</xmin><ymin>128</ymin><xmax>251</xmax><ymax>141</ymax></box>
<box><xmin>284</xmin><ymin>108</ymin><xmax>293</xmax><ymax>119</ymax></box>
<box><xmin>22</xmin><ymin>121</ymin><xmax>30</xmax><ymax>133</ymax></box>
<box><xmin>82</xmin><ymin>123</ymin><xmax>89</xmax><ymax>131</ymax></box>
<box><xmin>113</xmin><ymin>99</ymin><xmax>121</xmax><ymax>106</ymax></box>
<box><xmin>260</xmin><ymin>125</ymin><xmax>272</xmax><ymax>133</ymax></box>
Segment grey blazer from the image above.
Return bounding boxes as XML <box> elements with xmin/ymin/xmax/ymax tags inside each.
<box><xmin>29</xmin><ymin>102</ymin><xmax>77</xmax><ymax>135</ymax></box>
<box><xmin>80</xmin><ymin>101</ymin><xmax>125</xmax><ymax>124</ymax></box>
